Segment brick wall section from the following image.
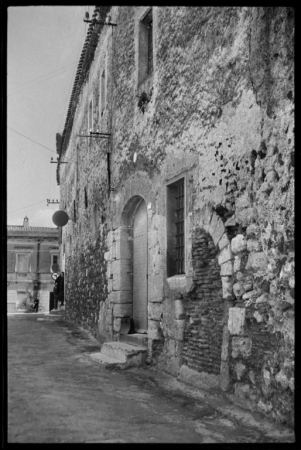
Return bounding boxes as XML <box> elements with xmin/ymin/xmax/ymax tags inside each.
<box><xmin>65</xmin><ymin>228</ymin><xmax>108</xmax><ymax>339</ymax></box>
<box><xmin>182</xmin><ymin>229</ymin><xmax>223</xmax><ymax>375</ymax></box>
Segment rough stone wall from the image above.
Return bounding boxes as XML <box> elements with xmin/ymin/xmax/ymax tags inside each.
<box><xmin>58</xmin><ymin>6</ymin><xmax>294</xmax><ymax>426</ymax></box>
<box><xmin>182</xmin><ymin>229</ymin><xmax>223</xmax><ymax>375</ymax></box>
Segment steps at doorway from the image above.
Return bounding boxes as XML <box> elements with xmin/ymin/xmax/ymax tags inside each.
<box><xmin>118</xmin><ymin>333</ymin><xmax>148</xmax><ymax>347</ymax></box>
<box><xmin>88</xmin><ymin>341</ymin><xmax>147</xmax><ymax>369</ymax></box>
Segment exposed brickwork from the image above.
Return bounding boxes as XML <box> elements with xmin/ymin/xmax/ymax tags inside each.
<box><xmin>182</xmin><ymin>229</ymin><xmax>223</xmax><ymax>375</ymax></box>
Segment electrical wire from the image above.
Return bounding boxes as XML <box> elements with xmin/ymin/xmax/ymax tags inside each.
<box><xmin>8</xmin><ymin>199</ymin><xmax>47</xmax><ymax>214</ymax></box>
<box><xmin>57</xmin><ymin>12</ymin><xmax>87</xmax><ymax>133</ymax></box>
<box><xmin>7</xmin><ymin>126</ymin><xmax>78</xmax><ymax>164</ymax></box>
<box><xmin>8</xmin><ymin>65</ymin><xmax>77</xmax><ymax>97</ymax></box>
<box><xmin>8</xmin><ymin>61</ymin><xmax>78</xmax><ymax>94</ymax></box>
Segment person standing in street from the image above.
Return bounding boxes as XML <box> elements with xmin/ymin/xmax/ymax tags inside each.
<box><xmin>33</xmin><ymin>297</ymin><xmax>39</xmax><ymax>313</ymax></box>
<box><xmin>54</xmin><ymin>272</ymin><xmax>64</xmax><ymax>308</ymax></box>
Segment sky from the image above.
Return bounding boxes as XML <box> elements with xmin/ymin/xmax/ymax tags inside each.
<box><xmin>7</xmin><ymin>6</ymin><xmax>93</xmax><ymax>227</ymax></box>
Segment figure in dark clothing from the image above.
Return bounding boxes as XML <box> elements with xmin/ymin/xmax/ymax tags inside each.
<box><xmin>54</xmin><ymin>272</ymin><xmax>65</xmax><ymax>306</ymax></box>
<box><xmin>33</xmin><ymin>298</ymin><xmax>39</xmax><ymax>313</ymax></box>
<box><xmin>53</xmin><ymin>283</ymin><xmax>59</xmax><ymax>309</ymax></box>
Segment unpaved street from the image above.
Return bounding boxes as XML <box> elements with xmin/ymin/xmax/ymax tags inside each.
<box><xmin>7</xmin><ymin>314</ymin><xmax>294</xmax><ymax>444</ymax></box>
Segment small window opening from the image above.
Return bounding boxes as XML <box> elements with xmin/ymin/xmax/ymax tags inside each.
<box><xmin>138</xmin><ymin>8</ymin><xmax>154</xmax><ymax>86</ymax></box>
<box><xmin>175</xmin><ymin>181</ymin><xmax>185</xmax><ymax>274</ymax></box>
<box><xmin>167</xmin><ymin>177</ymin><xmax>185</xmax><ymax>277</ymax></box>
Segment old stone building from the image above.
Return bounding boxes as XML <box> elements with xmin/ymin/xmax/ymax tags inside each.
<box><xmin>7</xmin><ymin>216</ymin><xmax>60</xmax><ymax>312</ymax></box>
<box><xmin>56</xmin><ymin>7</ymin><xmax>294</xmax><ymax>426</ymax></box>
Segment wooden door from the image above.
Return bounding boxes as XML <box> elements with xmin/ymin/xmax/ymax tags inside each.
<box><xmin>133</xmin><ymin>200</ymin><xmax>148</xmax><ymax>332</ymax></box>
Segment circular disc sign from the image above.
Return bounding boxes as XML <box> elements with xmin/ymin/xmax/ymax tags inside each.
<box><xmin>52</xmin><ymin>273</ymin><xmax>59</xmax><ymax>280</ymax></box>
<box><xmin>52</xmin><ymin>210</ymin><xmax>69</xmax><ymax>227</ymax></box>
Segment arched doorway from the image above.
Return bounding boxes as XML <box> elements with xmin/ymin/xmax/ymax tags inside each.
<box><xmin>132</xmin><ymin>199</ymin><xmax>148</xmax><ymax>332</ymax></box>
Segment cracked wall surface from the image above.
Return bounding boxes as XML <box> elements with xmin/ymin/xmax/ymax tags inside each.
<box><xmin>58</xmin><ymin>7</ymin><xmax>294</xmax><ymax>426</ymax></box>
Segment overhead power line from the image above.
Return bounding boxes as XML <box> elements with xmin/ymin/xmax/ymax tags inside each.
<box><xmin>8</xmin><ymin>65</ymin><xmax>77</xmax><ymax>97</ymax></box>
<box><xmin>8</xmin><ymin>61</ymin><xmax>77</xmax><ymax>93</ymax></box>
<box><xmin>7</xmin><ymin>126</ymin><xmax>77</xmax><ymax>164</ymax></box>
<box><xmin>8</xmin><ymin>199</ymin><xmax>47</xmax><ymax>215</ymax></box>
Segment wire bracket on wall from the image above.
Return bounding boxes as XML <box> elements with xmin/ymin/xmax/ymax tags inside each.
<box><xmin>83</xmin><ymin>12</ymin><xmax>117</xmax><ymax>27</ymax></box>
<box><xmin>77</xmin><ymin>131</ymin><xmax>111</xmax><ymax>138</ymax></box>
<box><xmin>50</xmin><ymin>157</ymin><xmax>67</xmax><ymax>164</ymax></box>
<box><xmin>47</xmin><ymin>199</ymin><xmax>60</xmax><ymax>206</ymax></box>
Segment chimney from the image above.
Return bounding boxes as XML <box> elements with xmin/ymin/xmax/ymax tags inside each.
<box><xmin>23</xmin><ymin>216</ymin><xmax>29</xmax><ymax>228</ymax></box>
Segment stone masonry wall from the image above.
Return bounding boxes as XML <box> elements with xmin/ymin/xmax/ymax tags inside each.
<box><xmin>58</xmin><ymin>6</ymin><xmax>294</xmax><ymax>427</ymax></box>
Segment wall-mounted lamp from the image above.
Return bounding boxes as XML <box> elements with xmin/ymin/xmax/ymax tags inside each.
<box><xmin>83</xmin><ymin>11</ymin><xmax>117</xmax><ymax>27</ymax></box>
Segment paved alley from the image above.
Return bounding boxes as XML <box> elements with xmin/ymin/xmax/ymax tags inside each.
<box><xmin>7</xmin><ymin>314</ymin><xmax>295</xmax><ymax>444</ymax></box>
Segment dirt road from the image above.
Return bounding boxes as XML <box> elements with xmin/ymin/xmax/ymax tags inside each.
<box><xmin>7</xmin><ymin>314</ymin><xmax>295</xmax><ymax>443</ymax></box>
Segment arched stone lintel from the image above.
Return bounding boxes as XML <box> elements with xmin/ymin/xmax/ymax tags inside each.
<box><xmin>114</xmin><ymin>171</ymin><xmax>154</xmax><ymax>228</ymax></box>
<box><xmin>198</xmin><ymin>204</ymin><xmax>234</xmax><ymax>391</ymax></box>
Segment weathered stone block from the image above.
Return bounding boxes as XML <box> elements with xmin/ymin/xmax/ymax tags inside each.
<box><xmin>222</xmin><ymin>276</ymin><xmax>233</xmax><ymax>299</ymax></box>
<box><xmin>174</xmin><ymin>299</ymin><xmax>185</xmax><ymax>319</ymax></box>
<box><xmin>246</xmin><ymin>252</ymin><xmax>268</xmax><ymax>271</ymax></box>
<box><xmin>275</xmin><ymin>369</ymin><xmax>290</xmax><ymax>389</ymax></box>
<box><xmin>246</xmin><ymin>224</ymin><xmax>259</xmax><ymax>237</ymax></box>
<box><xmin>253</xmin><ymin>311</ymin><xmax>263</xmax><ymax>322</ymax></box>
<box><xmin>113</xmin><ymin>303</ymin><xmax>132</xmax><ymax>317</ymax></box>
<box><xmin>232</xmin><ymin>337</ymin><xmax>252</xmax><ymax>358</ymax></box>
<box><xmin>234</xmin><ymin>382</ymin><xmax>250</xmax><ymax>398</ymax></box>
<box><xmin>218</xmin><ymin>233</ymin><xmax>230</xmax><ymax>251</ymax></box>
<box><xmin>110</xmin><ymin>290</ymin><xmax>132</xmax><ymax>304</ymax></box>
<box><xmin>218</xmin><ymin>244</ymin><xmax>233</xmax><ymax>265</ymax></box>
<box><xmin>233</xmin><ymin>255</ymin><xmax>242</xmax><ymax>272</ymax></box>
<box><xmin>201</xmin><ymin>205</ymin><xmax>213</xmax><ymax>228</ymax></box>
<box><xmin>221</xmin><ymin>325</ymin><xmax>230</xmax><ymax>361</ymax></box>
<box><xmin>113</xmin><ymin>317</ymin><xmax>122</xmax><ymax>332</ymax></box>
<box><xmin>148</xmin><ymin>302</ymin><xmax>163</xmax><ymax>321</ymax></box>
<box><xmin>235</xmin><ymin>362</ymin><xmax>247</xmax><ymax>380</ymax></box>
<box><xmin>220</xmin><ymin>260</ymin><xmax>233</xmax><ymax>276</ymax></box>
<box><xmin>242</xmin><ymin>290</ymin><xmax>256</xmax><ymax>300</ymax></box>
<box><xmin>105</xmin><ymin>308</ymin><xmax>113</xmax><ymax>325</ymax></box>
<box><xmin>233</xmin><ymin>282</ymin><xmax>245</xmax><ymax>298</ymax></box>
<box><xmin>231</xmin><ymin>234</ymin><xmax>247</xmax><ymax>254</ymax></box>
<box><xmin>228</xmin><ymin>307</ymin><xmax>246</xmax><ymax>335</ymax></box>
<box><xmin>262</xmin><ymin>368</ymin><xmax>271</xmax><ymax>386</ymax></box>
<box><xmin>220</xmin><ymin>361</ymin><xmax>230</xmax><ymax>391</ymax></box>
<box><xmin>112</xmin><ymin>259</ymin><xmax>132</xmax><ymax>291</ymax></box>
<box><xmin>257</xmin><ymin>400</ymin><xmax>273</xmax><ymax>413</ymax></box>
<box><xmin>256</xmin><ymin>292</ymin><xmax>271</xmax><ymax>304</ymax></box>
<box><xmin>210</xmin><ymin>215</ymin><xmax>225</xmax><ymax>246</ymax></box>
<box><xmin>148</xmin><ymin>318</ymin><xmax>161</xmax><ymax>340</ymax></box>
<box><xmin>247</xmin><ymin>238</ymin><xmax>262</xmax><ymax>252</ymax></box>
<box><xmin>115</xmin><ymin>238</ymin><xmax>132</xmax><ymax>260</ymax></box>
<box><xmin>148</xmin><ymin>273</ymin><xmax>164</xmax><ymax>302</ymax></box>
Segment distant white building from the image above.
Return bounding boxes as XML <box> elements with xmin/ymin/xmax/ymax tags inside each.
<box><xmin>7</xmin><ymin>216</ymin><xmax>60</xmax><ymax>312</ymax></box>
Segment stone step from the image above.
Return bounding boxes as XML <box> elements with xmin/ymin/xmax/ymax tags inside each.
<box><xmin>50</xmin><ymin>309</ymin><xmax>65</xmax><ymax>315</ymax></box>
<box><xmin>85</xmin><ymin>352</ymin><xmax>125</xmax><ymax>368</ymax></box>
<box><xmin>100</xmin><ymin>341</ymin><xmax>147</xmax><ymax>367</ymax></box>
<box><xmin>118</xmin><ymin>333</ymin><xmax>148</xmax><ymax>347</ymax></box>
